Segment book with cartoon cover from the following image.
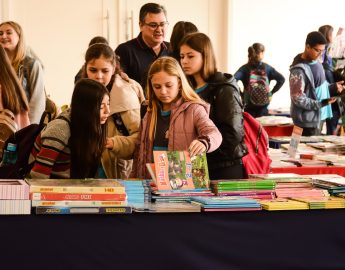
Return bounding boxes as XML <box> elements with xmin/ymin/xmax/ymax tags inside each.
<box><xmin>153</xmin><ymin>151</ymin><xmax>210</xmax><ymax>191</ymax></box>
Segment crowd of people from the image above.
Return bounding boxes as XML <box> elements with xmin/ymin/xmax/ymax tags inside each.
<box><xmin>0</xmin><ymin>2</ymin><xmax>344</xmax><ymax>180</ymax></box>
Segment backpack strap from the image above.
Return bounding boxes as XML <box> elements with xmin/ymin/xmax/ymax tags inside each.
<box><xmin>112</xmin><ymin>113</ymin><xmax>129</xmax><ymax>136</ymax></box>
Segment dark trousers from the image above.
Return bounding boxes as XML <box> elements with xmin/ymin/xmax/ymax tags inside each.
<box><xmin>301</xmin><ymin>127</ymin><xmax>320</xmax><ymax>136</ymax></box>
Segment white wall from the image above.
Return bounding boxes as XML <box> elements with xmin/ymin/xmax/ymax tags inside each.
<box><xmin>228</xmin><ymin>0</ymin><xmax>345</xmax><ymax>109</ymax></box>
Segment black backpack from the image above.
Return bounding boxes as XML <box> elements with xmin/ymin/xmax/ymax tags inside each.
<box><xmin>0</xmin><ymin>111</ymin><xmax>51</xmax><ymax>179</ymax></box>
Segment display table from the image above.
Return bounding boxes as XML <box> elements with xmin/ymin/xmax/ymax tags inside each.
<box><xmin>263</xmin><ymin>125</ymin><xmax>294</xmax><ymax>137</ymax></box>
<box><xmin>2</xmin><ymin>210</ymin><xmax>345</xmax><ymax>270</ymax></box>
<box><xmin>271</xmin><ymin>166</ymin><xmax>345</xmax><ymax>177</ymax></box>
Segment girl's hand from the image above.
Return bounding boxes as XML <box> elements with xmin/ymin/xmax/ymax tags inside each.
<box><xmin>105</xmin><ymin>138</ymin><xmax>114</xmax><ymax>149</ymax></box>
<box><xmin>188</xmin><ymin>140</ymin><xmax>206</xmax><ymax>157</ymax></box>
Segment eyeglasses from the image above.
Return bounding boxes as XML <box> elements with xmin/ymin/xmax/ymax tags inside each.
<box><xmin>311</xmin><ymin>47</ymin><xmax>324</xmax><ymax>54</ymax></box>
<box><xmin>143</xmin><ymin>21</ymin><xmax>169</xmax><ymax>30</ymax></box>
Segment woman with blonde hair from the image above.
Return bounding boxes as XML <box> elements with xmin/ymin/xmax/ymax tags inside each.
<box><xmin>0</xmin><ymin>45</ymin><xmax>29</xmax><ymax>129</ymax></box>
<box><xmin>132</xmin><ymin>56</ymin><xmax>222</xmax><ymax>179</ymax></box>
<box><xmin>0</xmin><ymin>21</ymin><xmax>45</xmax><ymax>124</ymax></box>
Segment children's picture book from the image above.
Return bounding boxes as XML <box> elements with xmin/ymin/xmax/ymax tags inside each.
<box><xmin>152</xmin><ymin>151</ymin><xmax>210</xmax><ymax>191</ymax></box>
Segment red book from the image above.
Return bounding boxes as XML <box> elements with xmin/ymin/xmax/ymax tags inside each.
<box><xmin>30</xmin><ymin>192</ymin><xmax>127</xmax><ymax>201</ymax></box>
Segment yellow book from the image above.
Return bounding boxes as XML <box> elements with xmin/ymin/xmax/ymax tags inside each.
<box><xmin>26</xmin><ymin>179</ymin><xmax>125</xmax><ymax>194</ymax></box>
<box><xmin>260</xmin><ymin>198</ymin><xmax>309</xmax><ymax>211</ymax></box>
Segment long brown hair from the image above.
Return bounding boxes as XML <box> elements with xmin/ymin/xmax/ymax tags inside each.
<box><xmin>179</xmin><ymin>32</ymin><xmax>217</xmax><ymax>88</ymax></box>
<box><xmin>146</xmin><ymin>56</ymin><xmax>204</xmax><ymax>141</ymax></box>
<box><xmin>0</xmin><ymin>21</ymin><xmax>26</xmax><ymax>72</ymax></box>
<box><xmin>0</xmin><ymin>46</ymin><xmax>29</xmax><ymax>114</ymax></box>
<box><xmin>70</xmin><ymin>78</ymin><xmax>109</xmax><ymax>178</ymax></box>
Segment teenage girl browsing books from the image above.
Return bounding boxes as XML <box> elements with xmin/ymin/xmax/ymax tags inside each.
<box><xmin>132</xmin><ymin>56</ymin><xmax>222</xmax><ymax>179</ymax></box>
<box><xmin>29</xmin><ymin>79</ymin><xmax>110</xmax><ymax>179</ymax></box>
<box><xmin>81</xmin><ymin>43</ymin><xmax>144</xmax><ymax>178</ymax></box>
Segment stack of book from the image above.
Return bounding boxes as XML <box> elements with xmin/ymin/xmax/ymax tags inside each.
<box><xmin>0</xmin><ymin>179</ymin><xmax>31</xmax><ymax>215</ymax></box>
<box><xmin>26</xmin><ymin>179</ymin><xmax>131</xmax><ymax>214</ymax></box>
<box><xmin>248</xmin><ymin>173</ymin><xmax>327</xmax><ymax>199</ymax></box>
<box><xmin>148</xmin><ymin>151</ymin><xmax>214</xmax><ymax>202</ymax></box>
<box><xmin>210</xmin><ymin>179</ymin><xmax>275</xmax><ymax>200</ymax></box>
<box><xmin>309</xmin><ymin>174</ymin><xmax>345</xmax><ymax>195</ymax></box>
<box><xmin>121</xmin><ymin>179</ymin><xmax>152</xmax><ymax>206</ymax></box>
<box><xmin>291</xmin><ymin>197</ymin><xmax>345</xmax><ymax>209</ymax></box>
<box><xmin>133</xmin><ymin>201</ymin><xmax>201</xmax><ymax>213</ymax></box>
<box><xmin>190</xmin><ymin>196</ymin><xmax>262</xmax><ymax>212</ymax></box>
<box><xmin>259</xmin><ymin>198</ymin><xmax>309</xmax><ymax>211</ymax></box>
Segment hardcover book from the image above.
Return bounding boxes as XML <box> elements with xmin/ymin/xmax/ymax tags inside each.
<box><xmin>26</xmin><ymin>179</ymin><xmax>126</xmax><ymax>194</ymax></box>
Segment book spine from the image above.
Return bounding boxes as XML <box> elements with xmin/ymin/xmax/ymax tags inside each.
<box><xmin>35</xmin><ymin>206</ymin><xmax>132</xmax><ymax>215</ymax></box>
<box><xmin>29</xmin><ymin>186</ymin><xmax>125</xmax><ymax>194</ymax></box>
<box><xmin>31</xmin><ymin>200</ymin><xmax>127</xmax><ymax>207</ymax></box>
<box><xmin>30</xmin><ymin>192</ymin><xmax>127</xmax><ymax>201</ymax></box>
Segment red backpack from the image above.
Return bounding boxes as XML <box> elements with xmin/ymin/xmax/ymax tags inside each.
<box><xmin>242</xmin><ymin>112</ymin><xmax>271</xmax><ymax>177</ymax></box>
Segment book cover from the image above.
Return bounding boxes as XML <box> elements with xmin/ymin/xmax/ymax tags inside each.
<box><xmin>35</xmin><ymin>206</ymin><xmax>132</xmax><ymax>215</ymax></box>
<box><xmin>191</xmin><ymin>153</ymin><xmax>210</xmax><ymax>189</ymax></box>
<box><xmin>153</xmin><ymin>151</ymin><xmax>195</xmax><ymax>190</ymax></box>
<box><xmin>26</xmin><ymin>179</ymin><xmax>126</xmax><ymax>194</ymax></box>
<box><xmin>0</xmin><ymin>179</ymin><xmax>30</xmax><ymax>199</ymax></box>
<box><xmin>30</xmin><ymin>192</ymin><xmax>127</xmax><ymax>201</ymax></box>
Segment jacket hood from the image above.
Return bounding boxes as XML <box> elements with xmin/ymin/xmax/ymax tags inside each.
<box><xmin>109</xmin><ymin>74</ymin><xmax>142</xmax><ymax>114</ymax></box>
<box><xmin>170</xmin><ymin>98</ymin><xmax>210</xmax><ymax>120</ymax></box>
<box><xmin>208</xmin><ymin>72</ymin><xmax>236</xmax><ymax>86</ymax></box>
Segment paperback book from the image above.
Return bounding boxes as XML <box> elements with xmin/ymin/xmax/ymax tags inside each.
<box><xmin>26</xmin><ymin>179</ymin><xmax>126</xmax><ymax>194</ymax></box>
<box><xmin>35</xmin><ymin>206</ymin><xmax>132</xmax><ymax>215</ymax></box>
<box><xmin>151</xmin><ymin>151</ymin><xmax>210</xmax><ymax>190</ymax></box>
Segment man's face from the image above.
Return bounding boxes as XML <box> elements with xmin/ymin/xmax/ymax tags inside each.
<box><xmin>139</xmin><ymin>12</ymin><xmax>168</xmax><ymax>47</ymax></box>
<box><xmin>305</xmin><ymin>44</ymin><xmax>325</xmax><ymax>61</ymax></box>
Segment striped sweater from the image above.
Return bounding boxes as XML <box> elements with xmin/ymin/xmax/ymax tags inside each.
<box><xmin>29</xmin><ymin>110</ymin><xmax>71</xmax><ymax>179</ymax></box>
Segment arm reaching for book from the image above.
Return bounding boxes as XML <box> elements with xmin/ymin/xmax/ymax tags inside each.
<box><xmin>189</xmin><ymin>139</ymin><xmax>206</xmax><ymax>157</ymax></box>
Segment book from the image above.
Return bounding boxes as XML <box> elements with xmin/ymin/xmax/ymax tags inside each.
<box><xmin>30</xmin><ymin>192</ymin><xmax>127</xmax><ymax>201</ymax></box>
<box><xmin>133</xmin><ymin>202</ymin><xmax>201</xmax><ymax>213</ymax></box>
<box><xmin>26</xmin><ymin>179</ymin><xmax>126</xmax><ymax>194</ymax></box>
<box><xmin>0</xmin><ymin>200</ymin><xmax>31</xmax><ymax>215</ymax></box>
<box><xmin>31</xmin><ymin>200</ymin><xmax>127</xmax><ymax>207</ymax></box>
<box><xmin>260</xmin><ymin>199</ymin><xmax>309</xmax><ymax>211</ymax></box>
<box><xmin>153</xmin><ymin>151</ymin><xmax>195</xmax><ymax>190</ymax></box>
<box><xmin>0</xmin><ymin>179</ymin><xmax>30</xmax><ymax>199</ymax></box>
<box><xmin>35</xmin><ymin>206</ymin><xmax>132</xmax><ymax>215</ymax></box>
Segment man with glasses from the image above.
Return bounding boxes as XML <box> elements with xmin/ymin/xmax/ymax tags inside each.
<box><xmin>115</xmin><ymin>3</ymin><xmax>170</xmax><ymax>89</ymax></box>
<box><xmin>289</xmin><ymin>31</ymin><xmax>344</xmax><ymax>136</ymax></box>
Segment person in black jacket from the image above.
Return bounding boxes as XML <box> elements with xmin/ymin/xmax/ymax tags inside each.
<box><xmin>179</xmin><ymin>32</ymin><xmax>247</xmax><ymax>180</ymax></box>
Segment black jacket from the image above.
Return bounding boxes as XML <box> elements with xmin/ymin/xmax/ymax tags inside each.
<box><xmin>198</xmin><ymin>72</ymin><xmax>247</xmax><ymax>170</ymax></box>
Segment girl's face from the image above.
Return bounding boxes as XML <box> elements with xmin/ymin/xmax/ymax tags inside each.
<box><xmin>86</xmin><ymin>56</ymin><xmax>115</xmax><ymax>87</ymax></box>
<box><xmin>100</xmin><ymin>94</ymin><xmax>110</xmax><ymax>124</ymax></box>
<box><xmin>0</xmin><ymin>24</ymin><xmax>20</xmax><ymax>52</ymax></box>
<box><xmin>151</xmin><ymin>71</ymin><xmax>180</xmax><ymax>111</ymax></box>
<box><xmin>180</xmin><ymin>44</ymin><xmax>203</xmax><ymax>77</ymax></box>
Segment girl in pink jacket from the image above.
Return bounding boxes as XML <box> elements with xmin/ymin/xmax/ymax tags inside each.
<box><xmin>132</xmin><ymin>56</ymin><xmax>222</xmax><ymax>179</ymax></box>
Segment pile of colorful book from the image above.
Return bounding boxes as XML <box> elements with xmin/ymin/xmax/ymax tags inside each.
<box><xmin>310</xmin><ymin>174</ymin><xmax>345</xmax><ymax>195</ymax></box>
<box><xmin>121</xmin><ymin>180</ymin><xmax>152</xmax><ymax>206</ymax></box>
<box><xmin>27</xmin><ymin>179</ymin><xmax>131</xmax><ymax>214</ymax></box>
<box><xmin>0</xmin><ymin>179</ymin><xmax>31</xmax><ymax>215</ymax></box>
<box><xmin>249</xmin><ymin>173</ymin><xmax>328</xmax><ymax>199</ymax></box>
<box><xmin>190</xmin><ymin>196</ymin><xmax>262</xmax><ymax>212</ymax></box>
<box><xmin>210</xmin><ymin>179</ymin><xmax>275</xmax><ymax>200</ymax></box>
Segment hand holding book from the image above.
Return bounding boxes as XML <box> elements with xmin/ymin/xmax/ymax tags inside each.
<box><xmin>189</xmin><ymin>139</ymin><xmax>206</xmax><ymax>157</ymax></box>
